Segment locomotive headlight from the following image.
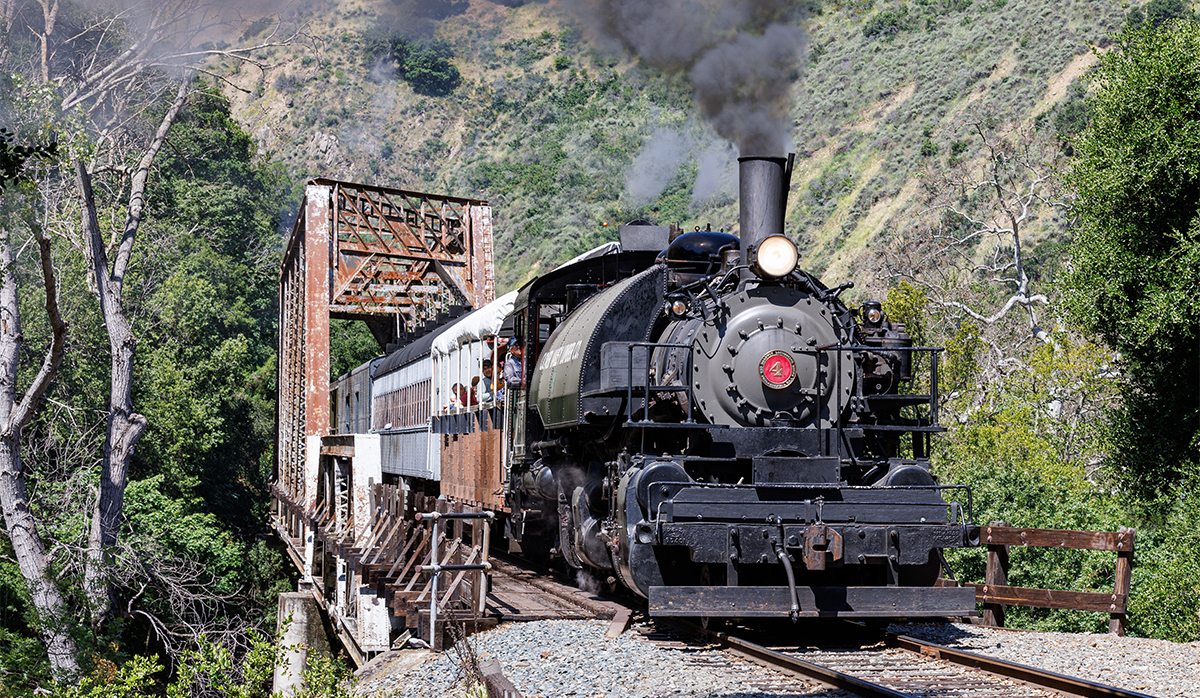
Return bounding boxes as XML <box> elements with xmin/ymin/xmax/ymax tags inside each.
<box><xmin>753</xmin><ymin>235</ymin><xmax>799</xmax><ymax>278</ymax></box>
<box><xmin>861</xmin><ymin>301</ymin><xmax>884</xmax><ymax>327</ymax></box>
<box><xmin>670</xmin><ymin>298</ymin><xmax>689</xmax><ymax>317</ymax></box>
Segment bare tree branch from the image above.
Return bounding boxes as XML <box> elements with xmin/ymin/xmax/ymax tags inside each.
<box><xmin>4</xmin><ymin>213</ymin><xmax>66</xmax><ymax>435</ymax></box>
<box><xmin>112</xmin><ymin>76</ymin><xmax>189</xmax><ymax>286</ymax></box>
<box><xmin>888</xmin><ymin>122</ymin><xmax>1067</xmax><ymax>351</ymax></box>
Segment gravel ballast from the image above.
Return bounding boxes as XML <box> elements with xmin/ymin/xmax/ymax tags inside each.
<box><xmin>355</xmin><ymin>619</ymin><xmax>1200</xmax><ymax>697</ymax></box>
<box><xmin>355</xmin><ymin>619</ymin><xmax>831</xmax><ymax>697</ymax></box>
<box><xmin>892</xmin><ymin>622</ymin><xmax>1200</xmax><ymax>698</ymax></box>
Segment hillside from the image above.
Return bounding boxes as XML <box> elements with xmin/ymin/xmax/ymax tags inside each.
<box><xmin>223</xmin><ymin>0</ymin><xmax>1125</xmax><ymax>292</ymax></box>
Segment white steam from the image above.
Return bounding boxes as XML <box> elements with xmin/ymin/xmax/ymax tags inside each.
<box><xmin>691</xmin><ymin>144</ymin><xmax>736</xmax><ymax>204</ymax></box>
<box><xmin>624</xmin><ymin>128</ymin><xmax>693</xmax><ymax>205</ymax></box>
<box><xmin>575</xmin><ymin>568</ymin><xmax>602</xmax><ymax>594</ymax></box>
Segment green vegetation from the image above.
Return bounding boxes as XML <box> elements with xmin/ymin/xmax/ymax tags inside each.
<box><xmin>362</xmin><ymin>31</ymin><xmax>463</xmax><ymax>96</ymax></box>
<box><xmin>50</xmin><ymin>626</ymin><xmax>353</xmax><ymax>698</ymax></box>
<box><xmin>1127</xmin><ymin>0</ymin><xmax>1195</xmax><ymax>27</ymax></box>
<box><xmin>1</xmin><ymin>0</ymin><xmax>1200</xmax><ymax>690</ymax></box>
<box><xmin>863</xmin><ymin>4</ymin><xmax>915</xmax><ymax>38</ymax></box>
<box><xmin>242</xmin><ymin>0</ymin><xmax>1127</xmax><ymax>286</ymax></box>
<box><xmin>330</xmin><ymin>319</ymin><xmax>382</xmax><ymax>379</ymax></box>
<box><xmin>1066</xmin><ymin>18</ymin><xmax>1200</xmax><ymax>501</ymax></box>
<box><xmin>1059</xmin><ymin>21</ymin><xmax>1200</xmax><ymax>638</ymax></box>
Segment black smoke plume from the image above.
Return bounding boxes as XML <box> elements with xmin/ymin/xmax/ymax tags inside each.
<box><xmin>565</xmin><ymin>0</ymin><xmax>806</xmax><ymax>155</ymax></box>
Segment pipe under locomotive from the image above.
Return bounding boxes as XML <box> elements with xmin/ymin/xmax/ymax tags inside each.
<box><xmin>502</xmin><ymin>155</ymin><xmax>979</xmax><ymax>619</ymax></box>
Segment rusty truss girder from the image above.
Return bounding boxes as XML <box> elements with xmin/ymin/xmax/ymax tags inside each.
<box><xmin>274</xmin><ymin>179</ymin><xmax>493</xmax><ymax>515</ymax></box>
<box><xmin>324</xmin><ymin>179</ymin><xmax>494</xmax><ymax>323</ymax></box>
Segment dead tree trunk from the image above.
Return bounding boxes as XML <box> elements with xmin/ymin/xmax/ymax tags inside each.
<box><xmin>76</xmin><ymin>77</ymin><xmax>187</xmax><ymax>623</ymax></box>
<box><xmin>83</xmin><ymin>308</ymin><xmax>145</xmax><ymax>618</ymax></box>
<box><xmin>0</xmin><ymin>222</ymin><xmax>75</xmax><ymax>677</ymax></box>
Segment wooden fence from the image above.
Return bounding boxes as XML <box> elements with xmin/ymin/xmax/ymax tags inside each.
<box><xmin>939</xmin><ymin>522</ymin><xmax>1135</xmax><ymax>635</ymax></box>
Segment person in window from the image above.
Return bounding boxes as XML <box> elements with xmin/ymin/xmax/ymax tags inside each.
<box><xmin>504</xmin><ymin>337</ymin><xmax>525</xmax><ymax>390</ymax></box>
<box><xmin>478</xmin><ymin>359</ymin><xmax>496</xmax><ymax>403</ymax></box>
<box><xmin>451</xmin><ymin>383</ymin><xmax>471</xmax><ymax>409</ymax></box>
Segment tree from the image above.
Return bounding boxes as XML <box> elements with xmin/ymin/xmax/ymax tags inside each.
<box><xmin>1066</xmin><ymin>19</ymin><xmax>1200</xmax><ymax>500</ymax></box>
<box><xmin>401</xmin><ymin>40</ymin><xmax>462</xmax><ymax>96</ymax></box>
<box><xmin>1</xmin><ymin>0</ymin><xmax>294</xmax><ymax>674</ymax></box>
<box><xmin>362</xmin><ymin>32</ymin><xmax>462</xmax><ymax>97</ymax></box>
<box><xmin>75</xmin><ymin>77</ymin><xmax>192</xmax><ymax>624</ymax></box>
<box><xmin>0</xmin><ymin>131</ymin><xmax>74</xmax><ymax>676</ymax></box>
<box><xmin>884</xmin><ymin>123</ymin><xmax>1070</xmax><ymax>401</ymax></box>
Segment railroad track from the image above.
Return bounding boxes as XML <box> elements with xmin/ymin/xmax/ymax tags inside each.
<box><xmin>486</xmin><ymin>556</ymin><xmax>614</xmax><ymax>621</ymax></box>
<box><xmin>674</xmin><ymin>619</ymin><xmax>1159</xmax><ymax>698</ymax></box>
<box><xmin>484</xmin><ymin>555</ymin><xmax>1158</xmax><ymax>698</ymax></box>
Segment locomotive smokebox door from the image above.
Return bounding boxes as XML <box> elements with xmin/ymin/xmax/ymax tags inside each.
<box><xmin>692</xmin><ymin>286</ymin><xmax>854</xmax><ymax>428</ymax></box>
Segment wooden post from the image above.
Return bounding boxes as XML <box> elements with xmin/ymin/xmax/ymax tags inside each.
<box><xmin>1110</xmin><ymin>527</ymin><xmax>1135</xmax><ymax>636</ymax></box>
<box><xmin>452</xmin><ymin>501</ymin><xmax>464</xmax><ymax>605</ymax></box>
<box><xmin>469</xmin><ymin>507</ymin><xmax>483</xmax><ymax>609</ymax></box>
<box><xmin>983</xmin><ymin>521</ymin><xmax>1010</xmax><ymax>628</ymax></box>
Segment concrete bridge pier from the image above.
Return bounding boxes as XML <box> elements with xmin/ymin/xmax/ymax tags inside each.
<box><xmin>272</xmin><ymin>592</ymin><xmax>333</xmax><ymax>696</ymax></box>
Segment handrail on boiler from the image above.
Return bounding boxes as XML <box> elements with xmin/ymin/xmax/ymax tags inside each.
<box><xmin>623</xmin><ymin>341</ymin><xmax>702</xmax><ymax>427</ymax></box>
<box><xmin>815</xmin><ymin>344</ymin><xmax>944</xmax><ymax>459</ymax></box>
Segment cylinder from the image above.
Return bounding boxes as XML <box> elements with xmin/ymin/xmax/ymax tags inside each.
<box><xmin>738</xmin><ymin>156</ymin><xmax>789</xmax><ymax>253</ymax></box>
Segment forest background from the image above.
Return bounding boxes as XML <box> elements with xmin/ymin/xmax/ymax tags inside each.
<box><xmin>0</xmin><ymin>0</ymin><xmax>1198</xmax><ymax>693</ymax></box>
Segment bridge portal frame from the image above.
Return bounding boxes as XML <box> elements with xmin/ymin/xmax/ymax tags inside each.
<box><xmin>274</xmin><ymin>179</ymin><xmax>493</xmax><ymax>586</ymax></box>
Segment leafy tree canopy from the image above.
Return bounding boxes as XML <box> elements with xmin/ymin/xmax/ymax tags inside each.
<box><xmin>1127</xmin><ymin>0</ymin><xmax>1195</xmax><ymax>28</ymax></box>
<box><xmin>1066</xmin><ymin>19</ymin><xmax>1200</xmax><ymax>498</ymax></box>
<box><xmin>362</xmin><ymin>30</ymin><xmax>462</xmax><ymax>96</ymax></box>
<box><xmin>0</xmin><ymin>127</ymin><xmax>56</xmax><ymax>191</ymax></box>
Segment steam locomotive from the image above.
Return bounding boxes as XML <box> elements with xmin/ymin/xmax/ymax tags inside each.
<box><xmin>337</xmin><ymin>155</ymin><xmax>979</xmax><ymax>620</ymax></box>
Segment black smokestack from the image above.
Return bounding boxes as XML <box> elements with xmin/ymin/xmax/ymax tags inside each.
<box><xmin>738</xmin><ymin>155</ymin><xmax>788</xmax><ymax>250</ymax></box>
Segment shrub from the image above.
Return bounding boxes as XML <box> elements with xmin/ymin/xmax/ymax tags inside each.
<box><xmin>359</xmin><ymin>31</ymin><xmax>462</xmax><ymax>96</ymax></box>
<box><xmin>273</xmin><ymin>74</ymin><xmax>301</xmax><ymax>94</ymax></box>
<box><xmin>863</xmin><ymin>4</ymin><xmax>913</xmax><ymax>38</ymax></box>
<box><xmin>1141</xmin><ymin>0</ymin><xmax>1192</xmax><ymax>27</ymax></box>
<box><xmin>1053</xmin><ymin>82</ymin><xmax>1090</xmax><ymax>141</ymax></box>
<box><xmin>405</xmin><ymin>53</ymin><xmax>461</xmax><ymax>95</ymax></box>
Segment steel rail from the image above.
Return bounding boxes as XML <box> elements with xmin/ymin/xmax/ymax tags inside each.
<box><xmin>668</xmin><ymin>620</ymin><xmax>908</xmax><ymax>698</ymax></box>
<box><xmin>497</xmin><ymin>555</ymin><xmax>1152</xmax><ymax>698</ymax></box>
<box><xmin>884</xmin><ymin>631</ymin><xmax>1157</xmax><ymax>698</ymax></box>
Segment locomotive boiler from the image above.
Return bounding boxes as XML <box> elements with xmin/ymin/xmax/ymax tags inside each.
<box><xmin>501</xmin><ymin>156</ymin><xmax>979</xmax><ymax>619</ymax></box>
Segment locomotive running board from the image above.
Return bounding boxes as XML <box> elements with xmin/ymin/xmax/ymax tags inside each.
<box><xmin>649</xmin><ymin>585</ymin><xmax>978</xmax><ymax>618</ymax></box>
